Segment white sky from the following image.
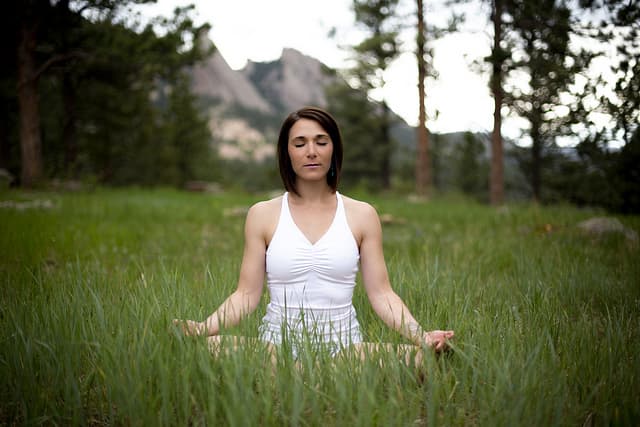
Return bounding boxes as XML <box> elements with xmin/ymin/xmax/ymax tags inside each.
<box><xmin>138</xmin><ymin>0</ymin><xmax>523</xmax><ymax>137</ymax></box>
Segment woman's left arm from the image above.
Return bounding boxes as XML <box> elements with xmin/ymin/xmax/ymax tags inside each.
<box><xmin>357</xmin><ymin>203</ymin><xmax>454</xmax><ymax>352</ymax></box>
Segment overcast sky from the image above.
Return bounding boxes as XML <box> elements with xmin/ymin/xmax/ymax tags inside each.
<box><xmin>137</xmin><ymin>0</ymin><xmax>524</xmax><ymax>137</ymax></box>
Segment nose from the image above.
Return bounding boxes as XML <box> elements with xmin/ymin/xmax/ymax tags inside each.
<box><xmin>305</xmin><ymin>142</ymin><xmax>318</xmax><ymax>157</ymax></box>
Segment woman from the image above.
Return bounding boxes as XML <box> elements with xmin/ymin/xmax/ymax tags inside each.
<box><xmin>175</xmin><ymin>107</ymin><xmax>453</xmax><ymax>362</ymax></box>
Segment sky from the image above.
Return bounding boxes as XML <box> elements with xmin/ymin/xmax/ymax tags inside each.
<box><xmin>138</xmin><ymin>0</ymin><xmax>523</xmax><ymax>138</ymax></box>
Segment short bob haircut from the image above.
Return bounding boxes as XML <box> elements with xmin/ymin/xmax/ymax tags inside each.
<box><xmin>277</xmin><ymin>106</ymin><xmax>343</xmax><ymax>196</ymax></box>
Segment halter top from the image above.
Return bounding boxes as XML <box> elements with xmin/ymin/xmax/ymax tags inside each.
<box><xmin>259</xmin><ymin>192</ymin><xmax>362</xmax><ymax>354</ymax></box>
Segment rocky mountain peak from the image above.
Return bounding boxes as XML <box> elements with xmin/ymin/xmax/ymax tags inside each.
<box><xmin>242</xmin><ymin>48</ymin><xmax>335</xmax><ymax>114</ymax></box>
<box><xmin>186</xmin><ymin>44</ymin><xmax>346</xmax><ymax>161</ymax></box>
<box><xmin>189</xmin><ymin>45</ymin><xmax>273</xmax><ymax>113</ymax></box>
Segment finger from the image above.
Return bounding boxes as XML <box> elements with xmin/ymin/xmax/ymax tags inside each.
<box><xmin>426</xmin><ymin>335</ymin><xmax>436</xmax><ymax>347</ymax></box>
<box><xmin>438</xmin><ymin>331</ymin><xmax>453</xmax><ymax>340</ymax></box>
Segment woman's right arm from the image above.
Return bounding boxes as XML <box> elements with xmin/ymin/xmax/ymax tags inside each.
<box><xmin>175</xmin><ymin>203</ymin><xmax>268</xmax><ymax>336</ymax></box>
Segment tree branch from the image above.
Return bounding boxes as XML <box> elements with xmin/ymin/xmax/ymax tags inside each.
<box><xmin>18</xmin><ymin>51</ymin><xmax>89</xmax><ymax>88</ymax></box>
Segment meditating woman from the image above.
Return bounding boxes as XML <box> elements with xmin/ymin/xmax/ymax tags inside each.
<box><xmin>175</xmin><ymin>106</ymin><xmax>453</xmax><ymax>363</ymax></box>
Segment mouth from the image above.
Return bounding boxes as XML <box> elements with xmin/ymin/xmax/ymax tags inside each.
<box><xmin>303</xmin><ymin>163</ymin><xmax>321</xmax><ymax>168</ymax></box>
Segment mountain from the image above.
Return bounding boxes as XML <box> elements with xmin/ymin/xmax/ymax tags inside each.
<box><xmin>242</xmin><ymin>48</ymin><xmax>335</xmax><ymax>116</ymax></box>
<box><xmin>190</xmin><ymin>36</ymin><xmax>273</xmax><ymax>114</ymax></box>
<box><xmin>189</xmin><ymin>38</ymin><xmax>341</xmax><ymax>161</ymax></box>
<box><xmin>188</xmin><ymin>34</ymin><xmax>414</xmax><ymax>165</ymax></box>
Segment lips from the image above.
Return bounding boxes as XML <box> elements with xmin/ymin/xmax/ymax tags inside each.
<box><xmin>304</xmin><ymin>163</ymin><xmax>321</xmax><ymax>167</ymax></box>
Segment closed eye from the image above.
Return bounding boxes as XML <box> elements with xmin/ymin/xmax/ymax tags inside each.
<box><xmin>292</xmin><ymin>136</ymin><xmax>306</xmax><ymax>148</ymax></box>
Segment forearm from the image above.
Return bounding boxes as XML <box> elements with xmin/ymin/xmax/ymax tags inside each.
<box><xmin>199</xmin><ymin>289</ymin><xmax>259</xmax><ymax>336</ymax></box>
<box><xmin>370</xmin><ymin>290</ymin><xmax>425</xmax><ymax>345</ymax></box>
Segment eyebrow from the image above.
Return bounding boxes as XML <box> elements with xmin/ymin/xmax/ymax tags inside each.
<box><xmin>290</xmin><ymin>133</ymin><xmax>330</xmax><ymax>141</ymax></box>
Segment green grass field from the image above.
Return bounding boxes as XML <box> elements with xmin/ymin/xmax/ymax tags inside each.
<box><xmin>1</xmin><ymin>188</ymin><xmax>638</xmax><ymax>426</ymax></box>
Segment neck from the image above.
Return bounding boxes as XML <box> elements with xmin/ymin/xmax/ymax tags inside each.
<box><xmin>290</xmin><ymin>180</ymin><xmax>334</xmax><ymax>203</ymax></box>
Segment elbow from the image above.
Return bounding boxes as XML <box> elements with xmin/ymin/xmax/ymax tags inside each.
<box><xmin>368</xmin><ymin>290</ymin><xmax>402</xmax><ymax>317</ymax></box>
<box><xmin>368</xmin><ymin>288</ymin><xmax>396</xmax><ymax>307</ymax></box>
<box><xmin>234</xmin><ymin>288</ymin><xmax>262</xmax><ymax>314</ymax></box>
<box><xmin>368</xmin><ymin>294</ymin><xmax>392</xmax><ymax>318</ymax></box>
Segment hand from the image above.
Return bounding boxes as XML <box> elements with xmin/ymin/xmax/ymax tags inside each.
<box><xmin>423</xmin><ymin>330</ymin><xmax>454</xmax><ymax>353</ymax></box>
<box><xmin>173</xmin><ymin>319</ymin><xmax>206</xmax><ymax>336</ymax></box>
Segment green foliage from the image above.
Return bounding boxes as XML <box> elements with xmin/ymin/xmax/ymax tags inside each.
<box><xmin>1</xmin><ymin>189</ymin><xmax>638</xmax><ymax>424</ymax></box>
<box><xmin>577</xmin><ymin>0</ymin><xmax>640</xmax><ymax>144</ymax></box>
<box><xmin>1</xmin><ymin>1</ymin><xmax>213</xmax><ymax>187</ymax></box>
<box><xmin>502</xmin><ymin>0</ymin><xmax>580</xmax><ymax>200</ymax></box>
<box><xmin>477</xmin><ymin>0</ymin><xmax>639</xmax><ymax>204</ymax></box>
<box><xmin>390</xmin><ymin>131</ymin><xmax>528</xmax><ymax>200</ymax></box>
<box><xmin>613</xmin><ymin>128</ymin><xmax>640</xmax><ymax>212</ymax></box>
<box><xmin>157</xmin><ymin>74</ymin><xmax>218</xmax><ymax>185</ymax></box>
<box><xmin>326</xmin><ymin>79</ymin><xmax>387</xmax><ymax>191</ymax></box>
<box><xmin>341</xmin><ymin>0</ymin><xmax>402</xmax><ymax>189</ymax></box>
<box><xmin>453</xmin><ymin>132</ymin><xmax>489</xmax><ymax>200</ymax></box>
<box><xmin>217</xmin><ymin>158</ymin><xmax>281</xmax><ymax>193</ymax></box>
<box><xmin>352</xmin><ymin>0</ymin><xmax>401</xmax><ymax>83</ymax></box>
<box><xmin>543</xmin><ymin>127</ymin><xmax>640</xmax><ymax>213</ymax></box>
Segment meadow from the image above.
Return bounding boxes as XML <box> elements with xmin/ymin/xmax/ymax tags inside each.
<box><xmin>1</xmin><ymin>188</ymin><xmax>638</xmax><ymax>426</ymax></box>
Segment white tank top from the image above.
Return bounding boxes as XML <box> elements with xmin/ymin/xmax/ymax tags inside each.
<box><xmin>259</xmin><ymin>192</ymin><xmax>362</xmax><ymax>355</ymax></box>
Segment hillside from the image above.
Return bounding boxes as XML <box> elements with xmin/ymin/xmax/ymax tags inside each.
<box><xmin>188</xmin><ymin>35</ymin><xmax>414</xmax><ymax>161</ymax></box>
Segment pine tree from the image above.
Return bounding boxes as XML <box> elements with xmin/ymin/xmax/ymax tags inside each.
<box><xmin>326</xmin><ymin>78</ymin><xmax>382</xmax><ymax>190</ymax></box>
<box><xmin>351</xmin><ymin>0</ymin><xmax>401</xmax><ymax>189</ymax></box>
<box><xmin>578</xmin><ymin>0</ymin><xmax>640</xmax><ymax>145</ymax></box>
<box><xmin>504</xmin><ymin>0</ymin><xmax>579</xmax><ymax>201</ymax></box>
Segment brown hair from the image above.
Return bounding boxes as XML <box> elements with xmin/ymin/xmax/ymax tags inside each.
<box><xmin>277</xmin><ymin>106</ymin><xmax>343</xmax><ymax>195</ymax></box>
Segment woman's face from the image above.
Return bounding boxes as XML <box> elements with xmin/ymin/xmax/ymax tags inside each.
<box><xmin>287</xmin><ymin>118</ymin><xmax>333</xmax><ymax>182</ymax></box>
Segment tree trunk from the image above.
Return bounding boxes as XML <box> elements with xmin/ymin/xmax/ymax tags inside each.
<box><xmin>490</xmin><ymin>0</ymin><xmax>504</xmax><ymax>205</ymax></box>
<box><xmin>17</xmin><ymin>19</ymin><xmax>43</xmax><ymax>187</ymax></box>
<box><xmin>415</xmin><ymin>0</ymin><xmax>431</xmax><ymax>196</ymax></box>
<box><xmin>63</xmin><ymin>73</ymin><xmax>77</xmax><ymax>178</ymax></box>
<box><xmin>0</xmin><ymin>107</ymin><xmax>9</xmax><ymax>171</ymax></box>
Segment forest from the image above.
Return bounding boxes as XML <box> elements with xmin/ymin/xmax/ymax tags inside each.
<box><xmin>1</xmin><ymin>0</ymin><xmax>639</xmax><ymax>213</ymax></box>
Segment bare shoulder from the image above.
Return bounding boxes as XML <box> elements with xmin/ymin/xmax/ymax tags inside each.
<box><xmin>341</xmin><ymin>194</ymin><xmax>381</xmax><ymax>244</ymax></box>
<box><xmin>245</xmin><ymin>196</ymin><xmax>282</xmax><ymax>242</ymax></box>
<box><xmin>248</xmin><ymin>196</ymin><xmax>282</xmax><ymax>216</ymax></box>
<box><xmin>341</xmin><ymin>194</ymin><xmax>379</xmax><ymax>221</ymax></box>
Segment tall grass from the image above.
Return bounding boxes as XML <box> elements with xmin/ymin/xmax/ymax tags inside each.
<box><xmin>1</xmin><ymin>188</ymin><xmax>638</xmax><ymax>425</ymax></box>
